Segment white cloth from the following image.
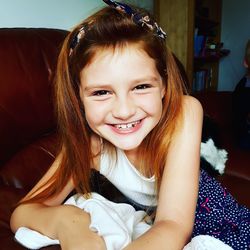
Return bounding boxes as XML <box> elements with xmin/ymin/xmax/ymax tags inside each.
<box><xmin>15</xmin><ymin>192</ymin><xmax>151</xmax><ymax>250</ymax></box>
<box><xmin>183</xmin><ymin>235</ymin><xmax>233</xmax><ymax>250</ymax></box>
<box><xmin>15</xmin><ymin>193</ymin><xmax>233</xmax><ymax>250</ymax></box>
<box><xmin>200</xmin><ymin>138</ymin><xmax>228</xmax><ymax>174</ymax></box>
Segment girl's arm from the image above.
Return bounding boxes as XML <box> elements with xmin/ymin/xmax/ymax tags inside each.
<box><xmin>10</xmin><ymin>151</ymin><xmax>74</xmax><ymax>234</ymax></box>
<box><xmin>124</xmin><ymin>96</ymin><xmax>203</xmax><ymax>250</ymax></box>
<box><xmin>10</xmin><ymin>152</ymin><xmax>106</xmax><ymax>250</ymax></box>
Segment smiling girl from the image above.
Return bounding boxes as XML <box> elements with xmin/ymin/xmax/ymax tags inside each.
<box><xmin>10</xmin><ymin>1</ymin><xmax>250</xmax><ymax>250</ymax></box>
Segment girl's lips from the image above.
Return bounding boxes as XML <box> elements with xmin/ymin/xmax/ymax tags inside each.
<box><xmin>108</xmin><ymin>119</ymin><xmax>144</xmax><ymax>134</ymax></box>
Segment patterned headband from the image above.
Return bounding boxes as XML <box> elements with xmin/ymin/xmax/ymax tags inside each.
<box><xmin>69</xmin><ymin>0</ymin><xmax>166</xmax><ymax>56</ymax></box>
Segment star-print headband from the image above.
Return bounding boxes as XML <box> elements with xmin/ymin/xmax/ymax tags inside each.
<box><xmin>69</xmin><ymin>0</ymin><xmax>167</xmax><ymax>56</ymax></box>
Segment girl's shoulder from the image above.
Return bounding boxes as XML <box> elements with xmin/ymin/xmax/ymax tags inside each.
<box><xmin>180</xmin><ymin>95</ymin><xmax>203</xmax><ymax>124</ymax></box>
<box><xmin>182</xmin><ymin>95</ymin><xmax>203</xmax><ymax>112</ymax></box>
<box><xmin>172</xmin><ymin>95</ymin><xmax>203</xmax><ymax>138</ymax></box>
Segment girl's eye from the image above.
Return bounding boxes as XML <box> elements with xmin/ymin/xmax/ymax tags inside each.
<box><xmin>92</xmin><ymin>90</ymin><xmax>110</xmax><ymax>96</ymax></box>
<box><xmin>134</xmin><ymin>84</ymin><xmax>152</xmax><ymax>90</ymax></box>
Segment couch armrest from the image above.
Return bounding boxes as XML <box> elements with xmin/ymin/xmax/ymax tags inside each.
<box><xmin>0</xmin><ymin>133</ymin><xmax>59</xmax><ymax>190</ymax></box>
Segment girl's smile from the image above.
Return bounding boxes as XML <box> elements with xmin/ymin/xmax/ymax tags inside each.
<box><xmin>80</xmin><ymin>44</ymin><xmax>165</xmax><ymax>154</ymax></box>
<box><xmin>108</xmin><ymin>118</ymin><xmax>144</xmax><ymax>134</ymax></box>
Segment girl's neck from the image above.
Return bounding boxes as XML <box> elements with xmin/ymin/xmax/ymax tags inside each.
<box><xmin>124</xmin><ymin>149</ymin><xmax>139</xmax><ymax>167</ymax></box>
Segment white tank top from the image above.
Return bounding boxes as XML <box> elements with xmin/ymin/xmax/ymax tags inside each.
<box><xmin>99</xmin><ymin>148</ymin><xmax>157</xmax><ymax>207</ymax></box>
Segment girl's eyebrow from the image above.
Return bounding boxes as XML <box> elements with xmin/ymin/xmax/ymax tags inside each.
<box><xmin>84</xmin><ymin>84</ymin><xmax>112</xmax><ymax>92</ymax></box>
<box><xmin>84</xmin><ymin>76</ymin><xmax>160</xmax><ymax>91</ymax></box>
<box><xmin>133</xmin><ymin>76</ymin><xmax>160</xmax><ymax>83</ymax></box>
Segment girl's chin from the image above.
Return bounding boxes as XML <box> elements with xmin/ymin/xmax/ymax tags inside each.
<box><xmin>112</xmin><ymin>139</ymin><xmax>143</xmax><ymax>151</ymax></box>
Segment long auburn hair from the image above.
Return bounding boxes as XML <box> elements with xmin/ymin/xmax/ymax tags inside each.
<box><xmin>21</xmin><ymin>6</ymin><xmax>187</xmax><ymax>203</ymax></box>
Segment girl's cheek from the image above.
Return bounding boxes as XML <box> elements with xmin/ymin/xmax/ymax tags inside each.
<box><xmin>85</xmin><ymin>103</ymin><xmax>108</xmax><ymax>124</ymax></box>
<box><xmin>138</xmin><ymin>95</ymin><xmax>163</xmax><ymax>114</ymax></box>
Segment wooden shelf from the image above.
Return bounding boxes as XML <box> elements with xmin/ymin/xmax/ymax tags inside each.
<box><xmin>155</xmin><ymin>0</ymin><xmax>228</xmax><ymax>92</ymax></box>
<box><xmin>192</xmin><ymin>0</ymin><xmax>224</xmax><ymax>92</ymax></box>
<box><xmin>194</xmin><ymin>49</ymin><xmax>230</xmax><ymax>64</ymax></box>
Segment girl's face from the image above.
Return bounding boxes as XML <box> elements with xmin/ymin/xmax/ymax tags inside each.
<box><xmin>80</xmin><ymin>45</ymin><xmax>165</xmax><ymax>154</ymax></box>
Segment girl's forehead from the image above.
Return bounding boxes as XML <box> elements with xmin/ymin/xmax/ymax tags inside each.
<box><xmin>90</xmin><ymin>43</ymin><xmax>148</xmax><ymax>63</ymax></box>
<box><xmin>81</xmin><ymin>45</ymin><xmax>157</xmax><ymax>76</ymax></box>
<box><xmin>80</xmin><ymin>44</ymin><xmax>162</xmax><ymax>88</ymax></box>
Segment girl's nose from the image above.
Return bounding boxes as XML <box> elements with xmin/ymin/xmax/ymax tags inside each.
<box><xmin>112</xmin><ymin>96</ymin><xmax>136</xmax><ymax>120</ymax></box>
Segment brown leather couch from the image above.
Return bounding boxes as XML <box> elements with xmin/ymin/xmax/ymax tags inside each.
<box><xmin>0</xmin><ymin>28</ymin><xmax>249</xmax><ymax>250</ymax></box>
<box><xmin>0</xmin><ymin>28</ymin><xmax>66</xmax><ymax>250</ymax></box>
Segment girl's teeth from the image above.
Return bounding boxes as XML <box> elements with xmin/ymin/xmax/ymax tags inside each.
<box><xmin>114</xmin><ymin>120</ymin><xmax>140</xmax><ymax>130</ymax></box>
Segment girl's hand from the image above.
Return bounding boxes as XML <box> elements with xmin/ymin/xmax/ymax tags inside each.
<box><xmin>54</xmin><ymin>205</ymin><xmax>106</xmax><ymax>250</ymax></box>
